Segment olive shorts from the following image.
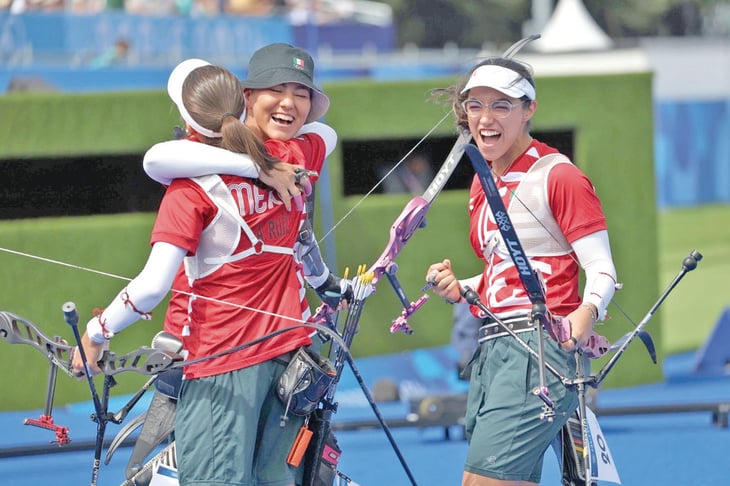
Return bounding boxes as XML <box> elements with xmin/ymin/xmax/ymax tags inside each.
<box><xmin>175</xmin><ymin>359</ymin><xmax>304</xmax><ymax>486</ymax></box>
<box><xmin>464</xmin><ymin>329</ymin><xmax>579</xmax><ymax>483</ymax></box>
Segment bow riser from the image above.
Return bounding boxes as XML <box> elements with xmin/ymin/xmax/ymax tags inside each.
<box><xmin>362</xmin><ymin>130</ymin><xmax>473</xmax><ymax>334</ymax></box>
<box><xmin>100</xmin><ymin>347</ymin><xmax>182</xmax><ymax>376</ymax></box>
<box><xmin>0</xmin><ymin>310</ymin><xmax>182</xmax><ymax>377</ymax></box>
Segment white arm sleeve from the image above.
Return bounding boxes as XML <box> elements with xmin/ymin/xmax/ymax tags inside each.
<box><xmin>457</xmin><ymin>274</ymin><xmax>482</xmax><ymax>293</ymax></box>
<box><xmin>86</xmin><ymin>242</ymin><xmax>187</xmax><ymax>343</ymax></box>
<box><xmin>296</xmin><ymin>122</ymin><xmax>337</xmax><ymax>157</ymax></box>
<box><xmin>143</xmin><ymin>140</ymin><xmax>259</xmax><ymax>185</ymax></box>
<box><xmin>572</xmin><ymin>230</ymin><xmax>618</xmax><ymax>320</ymax></box>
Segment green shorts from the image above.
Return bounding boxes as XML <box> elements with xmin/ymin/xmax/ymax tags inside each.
<box><xmin>175</xmin><ymin>358</ymin><xmax>304</xmax><ymax>486</ymax></box>
<box><xmin>464</xmin><ymin>329</ymin><xmax>579</xmax><ymax>483</ymax></box>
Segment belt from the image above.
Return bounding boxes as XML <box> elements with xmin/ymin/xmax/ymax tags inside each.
<box><xmin>478</xmin><ymin>316</ymin><xmax>535</xmax><ymax>343</ymax></box>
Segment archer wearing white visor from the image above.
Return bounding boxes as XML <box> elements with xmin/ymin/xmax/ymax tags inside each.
<box><xmin>424</xmin><ymin>56</ymin><xmax>618</xmax><ymax>486</ymax></box>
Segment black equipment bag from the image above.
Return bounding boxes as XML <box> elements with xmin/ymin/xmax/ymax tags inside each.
<box><xmin>302</xmin><ymin>409</ymin><xmax>342</xmax><ymax>486</ymax></box>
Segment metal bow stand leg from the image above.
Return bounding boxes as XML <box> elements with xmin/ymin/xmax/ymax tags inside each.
<box><xmin>64</xmin><ymin>303</ymin><xmax>166</xmax><ymax>486</ymax></box>
<box><xmin>0</xmin><ymin>305</ymin><xmax>181</xmax><ymax>486</ymax></box>
<box><xmin>463</xmin><ymin>250</ymin><xmax>702</xmax><ymax>485</ymax></box>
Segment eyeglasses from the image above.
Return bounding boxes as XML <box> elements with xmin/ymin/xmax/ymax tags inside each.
<box><xmin>460</xmin><ymin>99</ymin><xmax>525</xmax><ymax>119</ymax></box>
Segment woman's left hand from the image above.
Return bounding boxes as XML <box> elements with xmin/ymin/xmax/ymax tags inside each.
<box><xmin>561</xmin><ymin>304</ymin><xmax>597</xmax><ymax>352</ymax></box>
<box><xmin>71</xmin><ymin>332</ymin><xmax>105</xmax><ymax>378</ymax></box>
<box><xmin>258</xmin><ymin>162</ymin><xmax>304</xmax><ymax>211</ymax></box>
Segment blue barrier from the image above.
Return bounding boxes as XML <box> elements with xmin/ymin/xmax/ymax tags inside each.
<box><xmin>0</xmin><ymin>12</ymin><xmax>395</xmax><ymax>67</ymax></box>
<box><xmin>0</xmin><ymin>12</ymin><xmax>293</xmax><ymax>66</ymax></box>
<box><xmin>292</xmin><ymin>22</ymin><xmax>395</xmax><ymax>53</ymax></box>
<box><xmin>0</xmin><ymin>65</ymin><xmax>246</xmax><ymax>93</ymax></box>
<box><xmin>654</xmin><ymin>99</ymin><xmax>730</xmax><ymax>208</ymax></box>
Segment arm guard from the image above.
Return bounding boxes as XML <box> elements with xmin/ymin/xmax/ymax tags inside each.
<box><xmin>572</xmin><ymin>230</ymin><xmax>618</xmax><ymax>321</ymax></box>
<box><xmin>297</xmin><ymin>219</ymin><xmax>331</xmax><ymax>288</ymax></box>
<box><xmin>296</xmin><ymin>220</ymin><xmax>352</xmax><ymax>308</ymax></box>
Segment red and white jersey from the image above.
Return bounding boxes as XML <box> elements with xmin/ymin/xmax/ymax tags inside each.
<box><xmin>468</xmin><ymin>140</ymin><xmax>608</xmax><ymax>319</ymax></box>
<box><xmin>155</xmin><ymin>133</ymin><xmax>327</xmax><ymax>379</ymax></box>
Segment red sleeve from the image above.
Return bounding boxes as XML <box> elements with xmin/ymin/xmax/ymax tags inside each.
<box><xmin>265</xmin><ymin>138</ymin><xmax>305</xmax><ymax>166</ymax></box>
<box><xmin>264</xmin><ymin>134</ymin><xmax>326</xmax><ymax>182</ymax></box>
<box><xmin>150</xmin><ymin>178</ymin><xmax>216</xmax><ymax>255</ymax></box>
<box><xmin>293</xmin><ymin>132</ymin><xmax>327</xmax><ymax>176</ymax></box>
<box><xmin>547</xmin><ymin>163</ymin><xmax>608</xmax><ymax>242</ymax></box>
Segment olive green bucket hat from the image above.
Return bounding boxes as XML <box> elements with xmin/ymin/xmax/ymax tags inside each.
<box><xmin>242</xmin><ymin>43</ymin><xmax>330</xmax><ymax>123</ymax></box>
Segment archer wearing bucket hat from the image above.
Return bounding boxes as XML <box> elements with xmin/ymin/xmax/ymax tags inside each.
<box><xmin>144</xmin><ymin>49</ymin><xmax>347</xmax><ymax>356</ymax></box>
<box><xmin>242</xmin><ymin>43</ymin><xmax>330</xmax><ymax>125</ymax></box>
<box><xmin>73</xmin><ymin>58</ymin><xmax>325</xmax><ymax>486</ymax></box>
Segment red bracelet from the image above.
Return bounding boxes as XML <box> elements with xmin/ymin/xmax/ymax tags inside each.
<box><xmin>121</xmin><ymin>289</ymin><xmax>152</xmax><ymax>320</ymax></box>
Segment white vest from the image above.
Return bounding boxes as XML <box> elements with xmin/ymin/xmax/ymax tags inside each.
<box><xmin>483</xmin><ymin>154</ymin><xmax>572</xmax><ymax>259</ymax></box>
<box><xmin>184</xmin><ymin>175</ymin><xmax>294</xmax><ymax>281</ymax></box>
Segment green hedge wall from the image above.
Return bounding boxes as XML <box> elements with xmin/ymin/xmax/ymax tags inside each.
<box><xmin>323</xmin><ymin>73</ymin><xmax>659</xmax><ymax>388</ymax></box>
<box><xmin>0</xmin><ymin>71</ymin><xmax>659</xmax><ymax>410</ymax></box>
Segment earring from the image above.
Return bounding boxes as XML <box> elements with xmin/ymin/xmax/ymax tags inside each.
<box><xmin>173</xmin><ymin>126</ymin><xmax>189</xmax><ymax>140</ymax></box>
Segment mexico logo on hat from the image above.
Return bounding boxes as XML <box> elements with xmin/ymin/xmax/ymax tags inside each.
<box><xmin>241</xmin><ymin>43</ymin><xmax>331</xmax><ymax>123</ymax></box>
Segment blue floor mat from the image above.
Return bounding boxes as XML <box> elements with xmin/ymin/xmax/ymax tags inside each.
<box><xmin>1</xmin><ymin>348</ymin><xmax>729</xmax><ymax>486</ymax></box>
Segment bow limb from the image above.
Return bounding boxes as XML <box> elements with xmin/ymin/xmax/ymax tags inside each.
<box><xmin>362</xmin><ymin>129</ymin><xmax>472</xmax><ymax>334</ymax></box>
<box><xmin>0</xmin><ymin>310</ymin><xmax>76</xmax><ymax>377</ymax></box>
<box><xmin>367</xmin><ymin>129</ymin><xmax>472</xmax><ymax>279</ymax></box>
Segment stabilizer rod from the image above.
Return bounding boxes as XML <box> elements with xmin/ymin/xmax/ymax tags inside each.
<box><xmin>594</xmin><ymin>250</ymin><xmax>702</xmax><ymax>385</ymax></box>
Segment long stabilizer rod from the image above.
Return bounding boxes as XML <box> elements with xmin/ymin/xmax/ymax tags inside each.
<box><xmin>594</xmin><ymin>250</ymin><xmax>703</xmax><ymax>385</ymax></box>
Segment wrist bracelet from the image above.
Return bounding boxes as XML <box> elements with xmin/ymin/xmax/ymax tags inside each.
<box><xmin>568</xmin><ymin>336</ymin><xmax>579</xmax><ymax>348</ymax></box>
<box><xmin>579</xmin><ymin>302</ymin><xmax>598</xmax><ymax>322</ymax></box>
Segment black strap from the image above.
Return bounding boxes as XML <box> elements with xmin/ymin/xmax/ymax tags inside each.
<box><xmin>463</xmin><ymin>143</ymin><xmax>547</xmax><ymax>307</ymax></box>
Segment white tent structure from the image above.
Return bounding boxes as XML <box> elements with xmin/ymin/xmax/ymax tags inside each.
<box><xmin>531</xmin><ymin>0</ymin><xmax>613</xmax><ymax>52</ymax></box>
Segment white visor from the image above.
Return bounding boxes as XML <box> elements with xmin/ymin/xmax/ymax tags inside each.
<box><xmin>461</xmin><ymin>65</ymin><xmax>536</xmax><ymax>100</ymax></box>
<box><xmin>167</xmin><ymin>58</ymin><xmax>222</xmax><ymax>138</ymax></box>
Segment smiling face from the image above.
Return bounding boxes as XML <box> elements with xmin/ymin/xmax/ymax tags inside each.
<box><xmin>465</xmin><ymin>85</ymin><xmax>536</xmax><ymax>171</ymax></box>
<box><xmin>244</xmin><ymin>82</ymin><xmax>312</xmax><ymax>141</ymax></box>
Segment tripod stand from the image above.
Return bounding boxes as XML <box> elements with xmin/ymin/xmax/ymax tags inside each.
<box><xmin>462</xmin><ymin>250</ymin><xmax>702</xmax><ymax>485</ymax></box>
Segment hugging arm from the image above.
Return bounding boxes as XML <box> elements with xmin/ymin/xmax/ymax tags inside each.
<box><xmin>143</xmin><ymin>122</ymin><xmax>336</xmax><ymax>185</ymax></box>
<box><xmin>144</xmin><ymin>140</ymin><xmax>260</xmax><ymax>185</ymax></box>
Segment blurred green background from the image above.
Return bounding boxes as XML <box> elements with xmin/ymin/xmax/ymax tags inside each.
<box><xmin>0</xmin><ymin>204</ymin><xmax>724</xmax><ymax>411</ymax></box>
<box><xmin>0</xmin><ymin>73</ymin><xmax>725</xmax><ymax>411</ymax></box>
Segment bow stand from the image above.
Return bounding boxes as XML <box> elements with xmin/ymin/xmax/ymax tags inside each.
<box><xmin>0</xmin><ymin>304</ymin><xmax>182</xmax><ymax>486</ymax></box>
